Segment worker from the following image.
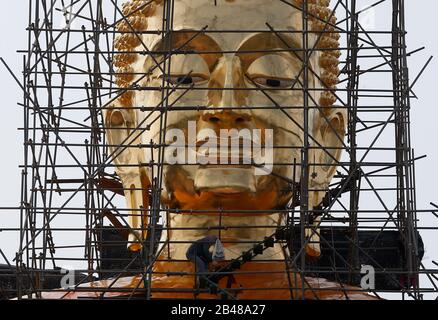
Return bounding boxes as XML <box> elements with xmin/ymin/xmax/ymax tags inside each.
<box><xmin>186</xmin><ymin>235</ymin><xmax>221</xmax><ymax>288</ymax></box>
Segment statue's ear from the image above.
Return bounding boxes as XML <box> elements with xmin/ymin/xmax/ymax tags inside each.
<box><xmin>309</xmin><ymin>107</ymin><xmax>347</xmax><ymax>207</ymax></box>
<box><xmin>106</xmin><ymin>108</ymin><xmax>125</xmax><ymax>127</ymax></box>
<box><xmin>317</xmin><ymin>108</ymin><xmax>346</xmax><ymax>178</ymax></box>
<box><xmin>105</xmin><ymin>106</ymin><xmax>137</xmax><ymax>167</ymax></box>
<box><xmin>306</xmin><ymin>108</ymin><xmax>346</xmax><ymax>258</ymax></box>
<box><xmin>104</xmin><ymin>106</ymin><xmax>149</xmax><ymax>252</ymax></box>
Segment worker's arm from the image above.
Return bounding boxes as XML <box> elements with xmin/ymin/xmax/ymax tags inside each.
<box><xmin>202</xmin><ymin>241</ymin><xmax>213</xmax><ymax>263</ymax></box>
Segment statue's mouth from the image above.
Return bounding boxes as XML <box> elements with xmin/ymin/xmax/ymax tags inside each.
<box><xmin>194</xmin><ymin>166</ymin><xmax>256</xmax><ymax>194</ymax></box>
<box><xmin>164</xmin><ymin>165</ymin><xmax>291</xmax><ymax>212</ymax></box>
<box><xmin>207</xmin><ymin>188</ymin><xmax>246</xmax><ymax>195</ymax></box>
<box><xmin>194</xmin><ymin>135</ymin><xmax>264</xmax><ymax>194</ymax></box>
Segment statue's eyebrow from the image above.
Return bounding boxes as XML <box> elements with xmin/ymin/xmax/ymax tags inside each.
<box><xmin>151</xmin><ymin>30</ymin><xmax>223</xmax><ymax>72</ymax></box>
<box><xmin>235</xmin><ymin>33</ymin><xmax>302</xmax><ymax>70</ymax></box>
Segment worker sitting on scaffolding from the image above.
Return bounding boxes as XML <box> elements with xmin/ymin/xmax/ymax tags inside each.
<box><xmin>186</xmin><ymin>234</ymin><xmax>225</xmax><ymax>289</ymax></box>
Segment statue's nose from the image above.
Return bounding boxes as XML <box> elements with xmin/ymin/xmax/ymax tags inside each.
<box><xmin>202</xmin><ymin>56</ymin><xmax>253</xmax><ymax>129</ymax></box>
<box><xmin>200</xmin><ymin>111</ymin><xmax>253</xmax><ymax>129</ymax></box>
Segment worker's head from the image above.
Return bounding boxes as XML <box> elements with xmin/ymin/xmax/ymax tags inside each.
<box><xmin>206</xmin><ymin>234</ymin><xmax>219</xmax><ymax>243</ymax></box>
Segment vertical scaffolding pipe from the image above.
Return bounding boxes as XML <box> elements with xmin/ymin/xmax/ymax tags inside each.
<box><xmin>89</xmin><ymin>0</ymin><xmax>104</xmax><ymax>279</ymax></box>
<box><xmin>391</xmin><ymin>0</ymin><xmax>419</xmax><ymax>298</ymax></box>
<box><xmin>146</xmin><ymin>0</ymin><xmax>175</xmax><ymax>299</ymax></box>
<box><xmin>346</xmin><ymin>0</ymin><xmax>360</xmax><ymax>285</ymax></box>
<box><xmin>300</xmin><ymin>0</ymin><xmax>310</xmax><ymax>299</ymax></box>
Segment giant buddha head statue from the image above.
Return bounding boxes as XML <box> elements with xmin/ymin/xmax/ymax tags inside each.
<box><xmin>105</xmin><ymin>0</ymin><xmax>345</xmax><ymax>254</ymax></box>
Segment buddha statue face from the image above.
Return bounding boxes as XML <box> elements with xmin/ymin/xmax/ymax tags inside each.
<box><xmin>106</xmin><ymin>0</ymin><xmax>345</xmax><ymax>251</ymax></box>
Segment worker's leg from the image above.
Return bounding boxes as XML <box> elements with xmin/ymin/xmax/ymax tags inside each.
<box><xmin>187</xmin><ymin>253</ymin><xmax>209</xmax><ymax>288</ymax></box>
<box><xmin>194</xmin><ymin>256</ymin><xmax>209</xmax><ymax>288</ymax></box>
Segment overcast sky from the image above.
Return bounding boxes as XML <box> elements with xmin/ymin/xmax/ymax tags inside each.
<box><xmin>0</xmin><ymin>1</ymin><xmax>437</xmax><ymax>299</ymax></box>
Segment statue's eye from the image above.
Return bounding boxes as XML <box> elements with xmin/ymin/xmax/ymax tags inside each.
<box><xmin>251</xmin><ymin>76</ymin><xmax>296</xmax><ymax>89</ymax></box>
<box><xmin>165</xmin><ymin>74</ymin><xmax>207</xmax><ymax>86</ymax></box>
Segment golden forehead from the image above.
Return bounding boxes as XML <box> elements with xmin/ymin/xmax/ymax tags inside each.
<box><xmin>113</xmin><ymin>0</ymin><xmax>339</xmax><ymax>108</ymax></box>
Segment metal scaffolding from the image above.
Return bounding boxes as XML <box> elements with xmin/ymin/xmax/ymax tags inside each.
<box><xmin>0</xmin><ymin>0</ymin><xmax>437</xmax><ymax>300</ymax></box>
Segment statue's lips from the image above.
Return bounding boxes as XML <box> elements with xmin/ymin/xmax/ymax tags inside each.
<box><xmin>194</xmin><ymin>166</ymin><xmax>256</xmax><ymax>194</ymax></box>
<box><xmin>202</xmin><ymin>186</ymin><xmax>248</xmax><ymax>195</ymax></box>
<box><xmin>196</xmin><ymin>138</ymin><xmax>263</xmax><ymax>148</ymax></box>
<box><xmin>167</xmin><ymin>166</ymin><xmax>289</xmax><ymax>212</ymax></box>
<box><xmin>195</xmin><ymin>137</ymin><xmax>264</xmax><ymax>165</ymax></box>
<box><xmin>199</xmin><ymin>164</ymin><xmax>251</xmax><ymax>169</ymax></box>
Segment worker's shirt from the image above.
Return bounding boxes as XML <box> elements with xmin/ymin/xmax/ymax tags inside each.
<box><xmin>186</xmin><ymin>236</ymin><xmax>218</xmax><ymax>263</ymax></box>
